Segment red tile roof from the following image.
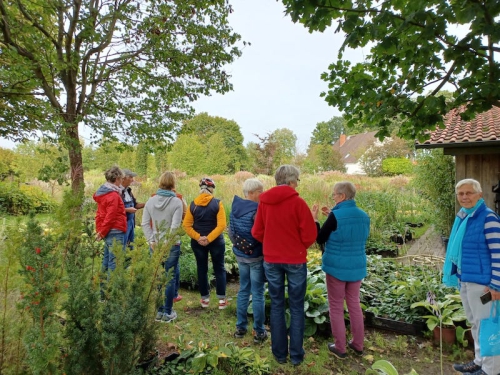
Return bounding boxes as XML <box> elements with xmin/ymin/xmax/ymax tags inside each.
<box><xmin>416</xmin><ymin>106</ymin><xmax>500</xmax><ymax>148</ymax></box>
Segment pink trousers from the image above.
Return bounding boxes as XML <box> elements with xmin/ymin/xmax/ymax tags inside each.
<box><xmin>326</xmin><ymin>274</ymin><xmax>364</xmax><ymax>353</ymax></box>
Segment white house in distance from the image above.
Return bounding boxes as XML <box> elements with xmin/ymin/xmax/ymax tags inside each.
<box><xmin>332</xmin><ymin>131</ymin><xmax>383</xmax><ymax>174</ymax></box>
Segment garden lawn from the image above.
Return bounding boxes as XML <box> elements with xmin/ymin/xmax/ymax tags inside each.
<box><xmin>154</xmin><ymin>281</ymin><xmax>471</xmax><ymax>375</ymax></box>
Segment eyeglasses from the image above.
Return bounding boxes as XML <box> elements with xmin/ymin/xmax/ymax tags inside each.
<box><xmin>297</xmin><ymin>179</ymin><xmax>300</xmax><ymax>182</ymax></box>
<box><xmin>456</xmin><ymin>192</ymin><xmax>478</xmax><ymax>197</ymax></box>
<box><xmin>332</xmin><ymin>192</ymin><xmax>343</xmax><ymax>197</ymax></box>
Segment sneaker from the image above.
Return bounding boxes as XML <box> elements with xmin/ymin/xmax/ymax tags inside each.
<box><xmin>453</xmin><ymin>361</ymin><xmax>481</xmax><ymax>373</ymax></box>
<box><xmin>155</xmin><ymin>311</ymin><xmax>163</xmax><ymax>321</ymax></box>
<box><xmin>200</xmin><ymin>298</ymin><xmax>210</xmax><ymax>308</ymax></box>
<box><xmin>161</xmin><ymin>311</ymin><xmax>177</xmax><ymax>323</ymax></box>
<box><xmin>348</xmin><ymin>341</ymin><xmax>363</xmax><ymax>356</ymax></box>
<box><xmin>253</xmin><ymin>330</ymin><xmax>268</xmax><ymax>344</ymax></box>
<box><xmin>173</xmin><ymin>295</ymin><xmax>183</xmax><ymax>303</ymax></box>
<box><xmin>233</xmin><ymin>328</ymin><xmax>247</xmax><ymax>338</ymax></box>
<box><xmin>218</xmin><ymin>299</ymin><xmax>228</xmax><ymax>310</ymax></box>
<box><xmin>463</xmin><ymin>370</ymin><xmax>487</xmax><ymax>375</ymax></box>
<box><xmin>327</xmin><ymin>343</ymin><xmax>347</xmax><ymax>359</ymax></box>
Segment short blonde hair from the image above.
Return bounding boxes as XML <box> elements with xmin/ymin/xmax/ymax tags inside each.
<box><xmin>159</xmin><ymin>171</ymin><xmax>176</xmax><ymax>190</ymax></box>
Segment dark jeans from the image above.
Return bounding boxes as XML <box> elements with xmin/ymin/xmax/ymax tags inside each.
<box><xmin>158</xmin><ymin>245</ymin><xmax>180</xmax><ymax>315</ymax></box>
<box><xmin>191</xmin><ymin>237</ymin><xmax>226</xmax><ymax>299</ymax></box>
<box><xmin>264</xmin><ymin>262</ymin><xmax>307</xmax><ymax>365</ymax></box>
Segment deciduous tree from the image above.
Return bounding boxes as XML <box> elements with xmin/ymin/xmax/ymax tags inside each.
<box><xmin>282</xmin><ymin>0</ymin><xmax>500</xmax><ymax>140</ymax></box>
<box><xmin>0</xmin><ymin>0</ymin><xmax>242</xmax><ymax>192</ymax></box>
<box><xmin>180</xmin><ymin>112</ymin><xmax>247</xmax><ymax>172</ymax></box>
<box><xmin>308</xmin><ymin>116</ymin><xmax>346</xmax><ymax>149</ymax></box>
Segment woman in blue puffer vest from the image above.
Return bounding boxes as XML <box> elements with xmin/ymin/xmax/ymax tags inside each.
<box><xmin>228</xmin><ymin>178</ymin><xmax>267</xmax><ymax>344</ymax></box>
<box><xmin>313</xmin><ymin>181</ymin><xmax>370</xmax><ymax>359</ymax></box>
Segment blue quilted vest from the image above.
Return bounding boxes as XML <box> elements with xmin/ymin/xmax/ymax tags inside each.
<box><xmin>459</xmin><ymin>203</ymin><xmax>493</xmax><ymax>285</ymax></box>
<box><xmin>322</xmin><ymin>200</ymin><xmax>370</xmax><ymax>282</ymax></box>
<box><xmin>229</xmin><ymin>195</ymin><xmax>263</xmax><ymax>259</ymax></box>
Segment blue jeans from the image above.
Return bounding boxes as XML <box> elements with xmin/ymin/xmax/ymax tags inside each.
<box><xmin>174</xmin><ymin>262</ymin><xmax>180</xmax><ymax>298</ymax></box>
<box><xmin>102</xmin><ymin>230</ymin><xmax>126</xmax><ymax>272</ymax></box>
<box><xmin>264</xmin><ymin>262</ymin><xmax>307</xmax><ymax>365</ymax></box>
<box><xmin>124</xmin><ymin>201</ymin><xmax>135</xmax><ymax>248</ymax></box>
<box><xmin>158</xmin><ymin>245</ymin><xmax>180</xmax><ymax>315</ymax></box>
<box><xmin>191</xmin><ymin>238</ymin><xmax>226</xmax><ymax>299</ymax></box>
<box><xmin>236</xmin><ymin>260</ymin><xmax>266</xmax><ymax>334</ymax></box>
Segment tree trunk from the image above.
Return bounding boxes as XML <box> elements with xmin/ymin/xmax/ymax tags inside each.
<box><xmin>64</xmin><ymin>123</ymin><xmax>84</xmax><ymax>194</ymax></box>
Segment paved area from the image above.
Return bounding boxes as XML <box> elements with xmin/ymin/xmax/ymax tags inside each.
<box><xmin>399</xmin><ymin>226</ymin><xmax>446</xmax><ymax>267</ymax></box>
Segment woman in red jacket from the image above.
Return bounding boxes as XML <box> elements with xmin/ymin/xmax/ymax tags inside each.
<box><xmin>252</xmin><ymin>165</ymin><xmax>317</xmax><ymax>366</ymax></box>
<box><xmin>93</xmin><ymin>166</ymin><xmax>127</xmax><ymax>272</ymax></box>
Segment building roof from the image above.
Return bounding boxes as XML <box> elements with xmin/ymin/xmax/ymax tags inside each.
<box><xmin>332</xmin><ymin>131</ymin><xmax>378</xmax><ymax>163</ymax></box>
<box><xmin>416</xmin><ymin>106</ymin><xmax>500</xmax><ymax>149</ymax></box>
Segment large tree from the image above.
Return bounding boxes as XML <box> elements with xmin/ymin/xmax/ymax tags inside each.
<box><xmin>308</xmin><ymin>116</ymin><xmax>346</xmax><ymax>149</ymax></box>
<box><xmin>0</xmin><ymin>0</ymin><xmax>242</xmax><ymax>192</ymax></box>
<box><xmin>282</xmin><ymin>0</ymin><xmax>500</xmax><ymax>140</ymax></box>
<box><xmin>180</xmin><ymin>112</ymin><xmax>247</xmax><ymax>172</ymax></box>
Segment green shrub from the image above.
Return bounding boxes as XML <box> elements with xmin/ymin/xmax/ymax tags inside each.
<box><xmin>382</xmin><ymin>158</ymin><xmax>414</xmax><ymax>176</ymax></box>
<box><xmin>0</xmin><ymin>183</ymin><xmax>56</xmax><ymax>215</ymax></box>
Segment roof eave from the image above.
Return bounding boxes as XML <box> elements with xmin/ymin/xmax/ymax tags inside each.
<box><xmin>415</xmin><ymin>140</ymin><xmax>500</xmax><ymax>149</ymax></box>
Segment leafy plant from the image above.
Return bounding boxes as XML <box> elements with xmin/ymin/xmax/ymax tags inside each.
<box><xmin>366</xmin><ymin>359</ymin><xmax>419</xmax><ymax>375</ymax></box>
<box><xmin>411</xmin><ymin>293</ymin><xmax>466</xmax><ymax>331</ymax></box>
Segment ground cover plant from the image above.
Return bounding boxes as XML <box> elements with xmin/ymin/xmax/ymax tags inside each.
<box><xmin>0</xmin><ymin>172</ymin><xmax>468</xmax><ymax>374</ymax></box>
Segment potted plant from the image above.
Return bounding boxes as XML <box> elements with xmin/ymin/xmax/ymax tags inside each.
<box><xmin>411</xmin><ymin>293</ymin><xmax>466</xmax><ymax>344</ymax></box>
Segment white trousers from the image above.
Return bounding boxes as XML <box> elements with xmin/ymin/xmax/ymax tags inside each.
<box><xmin>460</xmin><ymin>281</ymin><xmax>500</xmax><ymax>375</ymax></box>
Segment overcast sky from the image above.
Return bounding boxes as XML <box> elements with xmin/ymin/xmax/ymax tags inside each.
<box><xmin>0</xmin><ymin>0</ymin><xmax>367</xmax><ymax>151</ymax></box>
<box><xmin>193</xmin><ymin>0</ymin><xmax>366</xmax><ymax>151</ymax></box>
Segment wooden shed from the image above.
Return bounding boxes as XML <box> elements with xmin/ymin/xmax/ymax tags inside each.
<box><xmin>415</xmin><ymin>106</ymin><xmax>500</xmax><ymax>214</ymax></box>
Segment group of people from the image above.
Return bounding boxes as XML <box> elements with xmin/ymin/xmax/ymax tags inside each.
<box><xmin>94</xmin><ymin>165</ymin><xmax>500</xmax><ymax>374</ymax></box>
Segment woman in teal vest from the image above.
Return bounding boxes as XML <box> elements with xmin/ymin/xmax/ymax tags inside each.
<box><xmin>313</xmin><ymin>181</ymin><xmax>370</xmax><ymax>359</ymax></box>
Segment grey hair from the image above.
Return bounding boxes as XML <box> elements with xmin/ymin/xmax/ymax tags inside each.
<box><xmin>334</xmin><ymin>181</ymin><xmax>357</xmax><ymax>200</ymax></box>
<box><xmin>274</xmin><ymin>164</ymin><xmax>300</xmax><ymax>186</ymax></box>
<box><xmin>243</xmin><ymin>178</ymin><xmax>264</xmax><ymax>197</ymax></box>
<box><xmin>456</xmin><ymin>178</ymin><xmax>482</xmax><ymax>193</ymax></box>
<box><xmin>104</xmin><ymin>166</ymin><xmax>123</xmax><ymax>183</ymax></box>
<box><xmin>200</xmin><ymin>187</ymin><xmax>214</xmax><ymax>195</ymax></box>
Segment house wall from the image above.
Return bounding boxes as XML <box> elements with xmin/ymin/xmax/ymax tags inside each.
<box><xmin>345</xmin><ymin>162</ymin><xmax>366</xmax><ymax>175</ymax></box>
<box><xmin>453</xmin><ymin>153</ymin><xmax>500</xmax><ymax>213</ymax></box>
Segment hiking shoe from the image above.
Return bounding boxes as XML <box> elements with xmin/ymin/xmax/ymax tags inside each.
<box><xmin>161</xmin><ymin>311</ymin><xmax>177</xmax><ymax>323</ymax></box>
<box><xmin>453</xmin><ymin>361</ymin><xmax>481</xmax><ymax>373</ymax></box>
<box><xmin>253</xmin><ymin>330</ymin><xmax>268</xmax><ymax>344</ymax></box>
<box><xmin>200</xmin><ymin>298</ymin><xmax>210</xmax><ymax>308</ymax></box>
<box><xmin>348</xmin><ymin>341</ymin><xmax>363</xmax><ymax>356</ymax></box>
<box><xmin>462</xmin><ymin>369</ymin><xmax>488</xmax><ymax>375</ymax></box>
<box><xmin>233</xmin><ymin>328</ymin><xmax>247</xmax><ymax>338</ymax></box>
<box><xmin>218</xmin><ymin>299</ymin><xmax>228</xmax><ymax>310</ymax></box>
<box><xmin>173</xmin><ymin>295</ymin><xmax>183</xmax><ymax>303</ymax></box>
<box><xmin>327</xmin><ymin>343</ymin><xmax>347</xmax><ymax>359</ymax></box>
<box><xmin>155</xmin><ymin>311</ymin><xmax>163</xmax><ymax>321</ymax></box>
<box><xmin>463</xmin><ymin>369</ymin><xmax>487</xmax><ymax>375</ymax></box>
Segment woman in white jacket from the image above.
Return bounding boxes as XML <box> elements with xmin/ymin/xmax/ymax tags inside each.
<box><xmin>142</xmin><ymin>171</ymin><xmax>185</xmax><ymax>323</ymax></box>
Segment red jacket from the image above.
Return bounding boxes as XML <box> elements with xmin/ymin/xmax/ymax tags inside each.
<box><xmin>93</xmin><ymin>187</ymin><xmax>127</xmax><ymax>238</ymax></box>
<box><xmin>252</xmin><ymin>185</ymin><xmax>316</xmax><ymax>264</ymax></box>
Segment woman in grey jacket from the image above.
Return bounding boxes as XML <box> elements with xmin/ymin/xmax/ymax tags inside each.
<box><xmin>142</xmin><ymin>171</ymin><xmax>184</xmax><ymax>323</ymax></box>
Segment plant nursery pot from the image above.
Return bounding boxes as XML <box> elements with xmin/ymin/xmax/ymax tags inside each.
<box><xmin>433</xmin><ymin>326</ymin><xmax>456</xmax><ymax>345</ymax></box>
<box><xmin>364</xmin><ymin>312</ymin><xmax>426</xmax><ymax>336</ymax></box>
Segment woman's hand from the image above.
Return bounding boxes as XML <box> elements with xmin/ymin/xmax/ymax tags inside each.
<box><xmin>311</xmin><ymin>204</ymin><xmax>319</xmax><ymax>221</ymax></box>
<box><xmin>321</xmin><ymin>206</ymin><xmax>330</xmax><ymax>217</ymax></box>
<box><xmin>198</xmin><ymin>236</ymin><xmax>209</xmax><ymax>246</ymax></box>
